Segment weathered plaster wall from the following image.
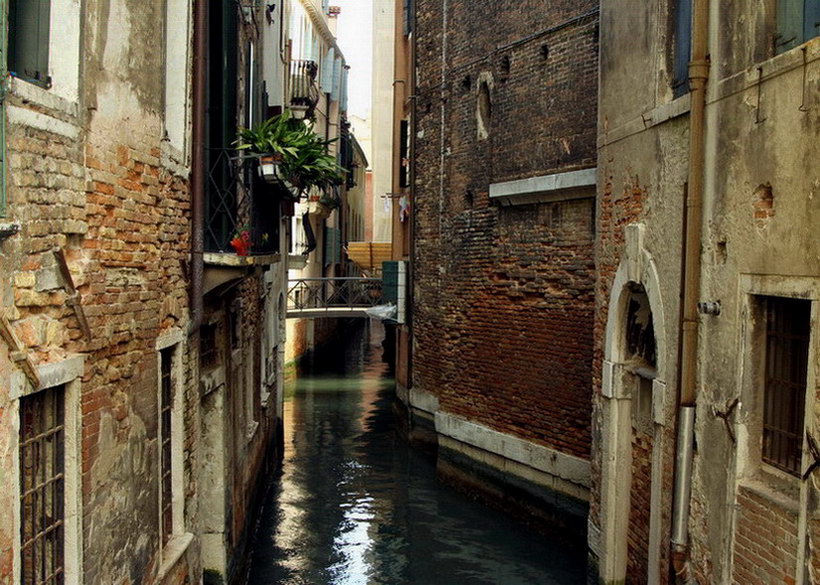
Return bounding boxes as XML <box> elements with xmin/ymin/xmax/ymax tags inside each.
<box><xmin>592</xmin><ymin>2</ymin><xmax>820</xmax><ymax>583</ymax></box>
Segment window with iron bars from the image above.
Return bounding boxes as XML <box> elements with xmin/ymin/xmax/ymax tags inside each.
<box><xmin>762</xmin><ymin>296</ymin><xmax>810</xmax><ymax>476</ymax></box>
<box><xmin>159</xmin><ymin>348</ymin><xmax>174</xmax><ymax>546</ymax></box>
<box><xmin>19</xmin><ymin>385</ymin><xmax>65</xmax><ymax>585</ymax></box>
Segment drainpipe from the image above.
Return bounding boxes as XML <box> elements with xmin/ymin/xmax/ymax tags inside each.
<box><xmin>189</xmin><ymin>0</ymin><xmax>207</xmax><ymax>334</ymax></box>
<box><xmin>407</xmin><ymin>6</ymin><xmax>417</xmax><ymax>388</ymax></box>
<box><xmin>672</xmin><ymin>0</ymin><xmax>709</xmax><ymax>579</ymax></box>
<box><xmin>0</xmin><ymin>0</ymin><xmax>7</xmax><ymax>217</ymax></box>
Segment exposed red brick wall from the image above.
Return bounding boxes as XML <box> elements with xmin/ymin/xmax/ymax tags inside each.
<box><xmin>732</xmin><ymin>486</ymin><xmax>798</xmax><ymax>585</ymax></box>
<box><xmin>627</xmin><ymin>428</ymin><xmax>653</xmax><ymax>584</ymax></box>
<box><xmin>413</xmin><ymin>0</ymin><xmax>598</xmax><ymax>458</ymax></box>
<box><xmin>589</xmin><ymin>176</ymin><xmax>645</xmax><ymax>529</ymax></box>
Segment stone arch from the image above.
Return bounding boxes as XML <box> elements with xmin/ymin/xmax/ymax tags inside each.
<box><xmin>598</xmin><ymin>223</ymin><xmax>670</xmax><ymax>585</ymax></box>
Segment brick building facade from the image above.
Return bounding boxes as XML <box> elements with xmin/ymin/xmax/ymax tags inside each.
<box><xmin>405</xmin><ymin>0</ymin><xmax>599</xmax><ymax>536</ymax></box>
<box><xmin>0</xmin><ymin>1</ymin><xmax>290</xmax><ymax>585</ymax></box>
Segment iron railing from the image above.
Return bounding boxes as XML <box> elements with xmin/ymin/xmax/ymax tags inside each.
<box><xmin>205</xmin><ymin>148</ymin><xmax>281</xmax><ymax>255</ymax></box>
<box><xmin>290</xmin><ymin>59</ymin><xmax>320</xmax><ymax>110</ymax></box>
<box><xmin>287</xmin><ymin>277</ymin><xmax>383</xmax><ymax>312</ymax></box>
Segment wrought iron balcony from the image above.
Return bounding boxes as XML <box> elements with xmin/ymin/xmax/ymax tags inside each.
<box><xmin>290</xmin><ymin>59</ymin><xmax>320</xmax><ymax>113</ymax></box>
<box><xmin>205</xmin><ymin>148</ymin><xmax>284</xmax><ymax>257</ymax></box>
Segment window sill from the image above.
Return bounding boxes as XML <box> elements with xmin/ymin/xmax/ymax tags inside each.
<box><xmin>738</xmin><ymin>473</ymin><xmax>800</xmax><ymax>516</ymax></box>
<box><xmin>156</xmin><ymin>532</ymin><xmax>194</xmax><ymax>584</ymax></box>
<box><xmin>9</xmin><ymin>76</ymin><xmax>78</xmax><ymax>117</ymax></box>
<box><xmin>712</xmin><ymin>38</ymin><xmax>820</xmax><ymax>105</ymax></box>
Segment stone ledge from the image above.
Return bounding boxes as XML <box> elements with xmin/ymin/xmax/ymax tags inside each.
<box><xmin>434</xmin><ymin>411</ymin><xmax>591</xmax><ymax>489</ymax></box>
<box><xmin>204</xmin><ymin>252</ymin><xmax>281</xmax><ymax>267</ymax></box>
<box><xmin>409</xmin><ymin>387</ymin><xmax>439</xmax><ymax>414</ymax></box>
<box><xmin>489</xmin><ymin>168</ymin><xmax>596</xmax><ymax>206</ymax></box>
<box><xmin>155</xmin><ymin>532</ymin><xmax>194</xmax><ymax>585</ymax></box>
<box><xmin>8</xmin><ymin>105</ymin><xmax>81</xmax><ymax>139</ymax></box>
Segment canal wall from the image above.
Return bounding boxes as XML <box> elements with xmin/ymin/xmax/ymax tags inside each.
<box><xmin>398</xmin><ymin>386</ymin><xmax>589</xmax><ymax>543</ymax></box>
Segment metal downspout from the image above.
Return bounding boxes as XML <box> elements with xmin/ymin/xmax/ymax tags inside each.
<box><xmin>407</xmin><ymin>6</ymin><xmax>416</xmax><ymax>388</ymax></box>
<box><xmin>1</xmin><ymin>0</ymin><xmax>7</xmax><ymax>216</ymax></box>
<box><xmin>190</xmin><ymin>0</ymin><xmax>207</xmax><ymax>334</ymax></box>
<box><xmin>672</xmin><ymin>0</ymin><xmax>709</xmax><ymax>579</ymax></box>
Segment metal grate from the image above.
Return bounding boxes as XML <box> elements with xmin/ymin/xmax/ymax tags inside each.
<box><xmin>762</xmin><ymin>296</ymin><xmax>810</xmax><ymax>476</ymax></box>
<box><xmin>159</xmin><ymin>349</ymin><xmax>173</xmax><ymax>545</ymax></box>
<box><xmin>289</xmin><ymin>59</ymin><xmax>319</xmax><ymax>109</ymax></box>
<box><xmin>205</xmin><ymin>149</ymin><xmax>281</xmax><ymax>255</ymax></box>
<box><xmin>20</xmin><ymin>385</ymin><xmax>65</xmax><ymax>585</ymax></box>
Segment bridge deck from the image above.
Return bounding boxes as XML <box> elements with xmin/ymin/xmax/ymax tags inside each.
<box><xmin>286</xmin><ymin>307</ymin><xmax>373</xmax><ymax>319</ymax></box>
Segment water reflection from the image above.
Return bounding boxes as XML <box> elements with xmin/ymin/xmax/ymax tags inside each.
<box><xmin>247</xmin><ymin>322</ymin><xmax>585</xmax><ymax>585</ymax></box>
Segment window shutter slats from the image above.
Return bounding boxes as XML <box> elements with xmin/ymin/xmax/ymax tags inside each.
<box><xmin>672</xmin><ymin>0</ymin><xmax>691</xmax><ymax>98</ymax></box>
<box><xmin>805</xmin><ymin>0</ymin><xmax>820</xmax><ymax>42</ymax></box>
<box><xmin>9</xmin><ymin>0</ymin><xmax>50</xmax><ymax>84</ymax></box>
<box><xmin>777</xmin><ymin>0</ymin><xmax>803</xmax><ymax>52</ymax></box>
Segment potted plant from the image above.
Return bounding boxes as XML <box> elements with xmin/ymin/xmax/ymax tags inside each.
<box><xmin>235</xmin><ymin>112</ymin><xmax>345</xmax><ymax>196</ymax></box>
<box><xmin>229</xmin><ymin>228</ymin><xmax>251</xmax><ymax>256</ymax></box>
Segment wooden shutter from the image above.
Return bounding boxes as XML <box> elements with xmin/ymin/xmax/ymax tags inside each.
<box><xmin>9</xmin><ymin>0</ymin><xmax>51</xmax><ymax>86</ymax></box>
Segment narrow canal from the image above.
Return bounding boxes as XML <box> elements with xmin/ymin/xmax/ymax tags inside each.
<box><xmin>246</xmin><ymin>321</ymin><xmax>587</xmax><ymax>585</ymax></box>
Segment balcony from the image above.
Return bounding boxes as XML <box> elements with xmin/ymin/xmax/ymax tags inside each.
<box><xmin>289</xmin><ymin>59</ymin><xmax>320</xmax><ymax>117</ymax></box>
<box><xmin>204</xmin><ymin>148</ymin><xmax>287</xmax><ymax>291</ymax></box>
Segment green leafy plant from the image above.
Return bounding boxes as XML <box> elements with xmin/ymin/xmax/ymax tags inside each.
<box><xmin>236</xmin><ymin>111</ymin><xmax>345</xmax><ymax>197</ymax></box>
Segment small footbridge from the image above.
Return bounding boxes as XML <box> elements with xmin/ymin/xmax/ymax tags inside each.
<box><xmin>286</xmin><ymin>277</ymin><xmax>384</xmax><ymax>318</ymax></box>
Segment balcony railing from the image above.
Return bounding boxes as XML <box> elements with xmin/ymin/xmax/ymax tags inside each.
<box><xmin>290</xmin><ymin>59</ymin><xmax>320</xmax><ymax>111</ymax></box>
<box><xmin>287</xmin><ymin>277</ymin><xmax>384</xmax><ymax>315</ymax></box>
<box><xmin>205</xmin><ymin>148</ymin><xmax>282</xmax><ymax>256</ymax></box>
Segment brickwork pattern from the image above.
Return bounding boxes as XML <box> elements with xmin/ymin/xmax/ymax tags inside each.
<box><xmin>413</xmin><ymin>0</ymin><xmax>598</xmax><ymax>458</ymax></box>
<box><xmin>627</xmin><ymin>429</ymin><xmax>653</xmax><ymax>584</ymax></box>
<box><xmin>3</xmin><ymin>102</ymin><xmax>193</xmax><ymax>585</ymax></box>
<box><xmin>732</xmin><ymin>486</ymin><xmax>799</xmax><ymax>585</ymax></box>
<box><xmin>589</xmin><ymin>176</ymin><xmax>645</xmax><ymax>528</ymax></box>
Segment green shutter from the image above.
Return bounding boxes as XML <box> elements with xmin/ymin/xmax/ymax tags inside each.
<box><xmin>777</xmin><ymin>0</ymin><xmax>803</xmax><ymax>52</ymax></box>
<box><xmin>9</xmin><ymin>0</ymin><xmax>50</xmax><ymax>86</ymax></box>
<box><xmin>805</xmin><ymin>0</ymin><xmax>820</xmax><ymax>42</ymax></box>
<box><xmin>672</xmin><ymin>0</ymin><xmax>691</xmax><ymax>98</ymax></box>
<box><xmin>383</xmin><ymin>261</ymin><xmax>399</xmax><ymax>304</ymax></box>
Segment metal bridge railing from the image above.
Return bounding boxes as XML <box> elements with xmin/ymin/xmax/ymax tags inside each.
<box><xmin>287</xmin><ymin>277</ymin><xmax>383</xmax><ymax>313</ymax></box>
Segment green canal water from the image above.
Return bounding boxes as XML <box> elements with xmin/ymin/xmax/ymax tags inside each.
<box><xmin>246</xmin><ymin>321</ymin><xmax>587</xmax><ymax>585</ymax></box>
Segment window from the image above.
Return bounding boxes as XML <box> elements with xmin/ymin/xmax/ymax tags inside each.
<box><xmin>200</xmin><ymin>323</ymin><xmax>219</xmax><ymax>369</ymax></box>
<box><xmin>476</xmin><ymin>79</ymin><xmax>492</xmax><ymax>141</ymax></box>
<box><xmin>777</xmin><ymin>0</ymin><xmax>820</xmax><ymax>53</ymax></box>
<box><xmin>20</xmin><ymin>385</ymin><xmax>65</xmax><ymax>585</ymax></box>
<box><xmin>625</xmin><ymin>286</ymin><xmax>657</xmax><ymax>433</ymax></box>
<box><xmin>399</xmin><ymin>120</ymin><xmax>410</xmax><ymax>189</ymax></box>
<box><xmin>671</xmin><ymin>0</ymin><xmax>692</xmax><ymax>98</ymax></box>
<box><xmin>778</xmin><ymin>0</ymin><xmax>820</xmax><ymax>52</ymax></box>
<box><xmin>159</xmin><ymin>348</ymin><xmax>174</xmax><ymax>546</ymax></box>
<box><xmin>761</xmin><ymin>296</ymin><xmax>810</xmax><ymax>476</ymax></box>
<box><xmin>9</xmin><ymin>0</ymin><xmax>51</xmax><ymax>87</ymax></box>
